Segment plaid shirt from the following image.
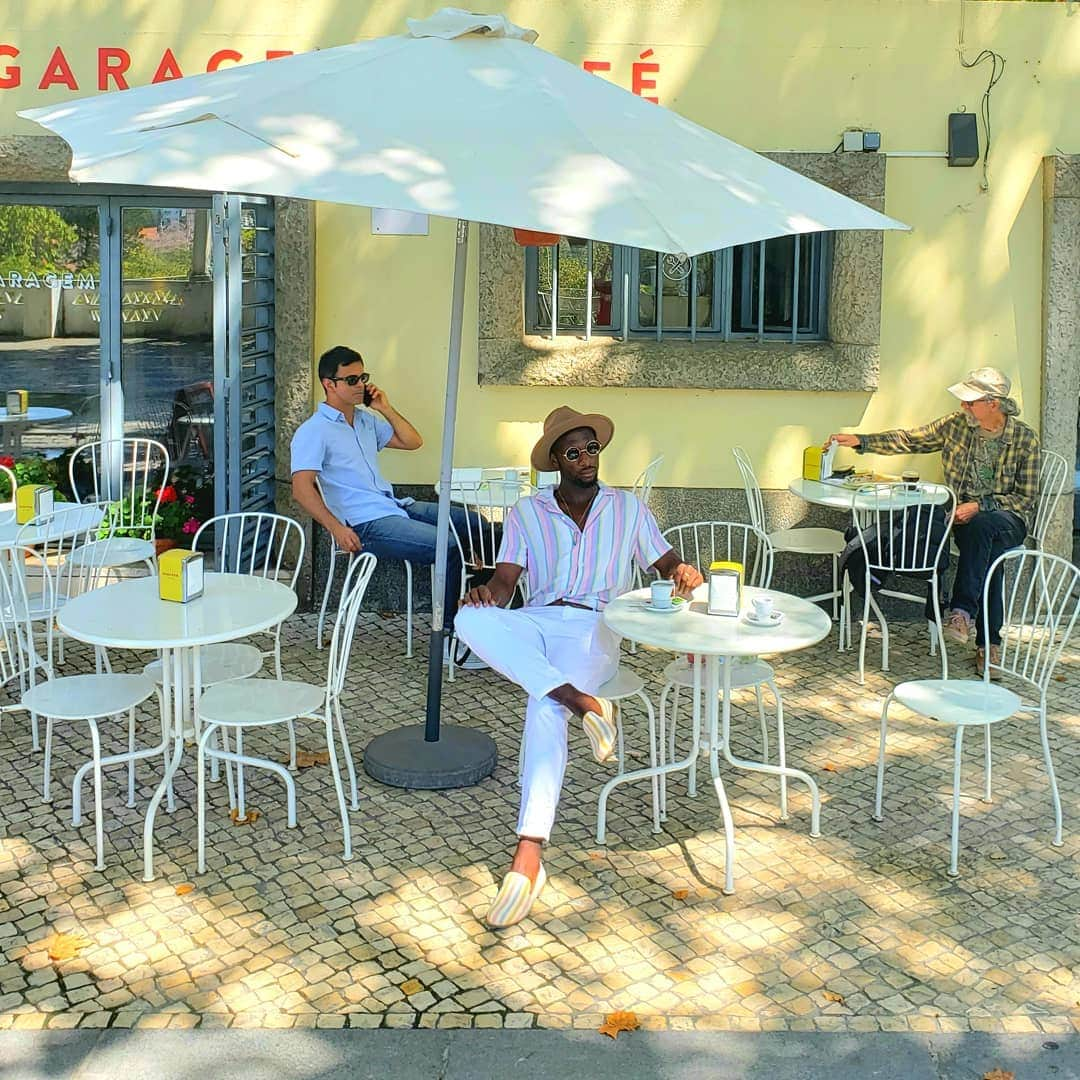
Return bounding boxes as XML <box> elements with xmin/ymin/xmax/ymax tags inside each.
<box><xmin>856</xmin><ymin>411</ymin><xmax>1040</xmax><ymax>529</ymax></box>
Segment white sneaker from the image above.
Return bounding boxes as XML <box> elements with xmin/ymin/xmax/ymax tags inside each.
<box><xmin>442</xmin><ymin>638</ymin><xmax>488</xmax><ymax>671</ymax></box>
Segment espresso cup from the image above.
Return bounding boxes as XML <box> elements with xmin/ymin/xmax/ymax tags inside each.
<box><xmin>650</xmin><ymin>579</ymin><xmax>675</xmax><ymax>609</ymax></box>
<box><xmin>902</xmin><ymin>470</ymin><xmax>919</xmax><ymax>491</ymax></box>
<box><xmin>751</xmin><ymin>595</ymin><xmax>774</xmax><ymax>621</ymax></box>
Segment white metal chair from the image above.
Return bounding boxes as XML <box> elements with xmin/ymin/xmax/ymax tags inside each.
<box><xmin>17</xmin><ymin>504</ymin><xmax>115</xmax><ymax>674</ymax></box>
<box><xmin>446</xmin><ymin>480</ymin><xmax>536</xmax><ymax>680</ymax></box>
<box><xmin>632</xmin><ymin>455</ymin><xmax>664</xmax><ymax>510</ymax></box>
<box><xmin>874</xmin><ymin>549</ymin><xmax>1080</xmax><ymax>876</ymax></box>
<box><xmin>654</xmin><ymin>522</ymin><xmax>801</xmax><ymax>823</ymax></box>
<box><xmin>69</xmin><ymin>438</ymin><xmax>170</xmax><ymax>573</ymax></box>
<box><xmin>843</xmin><ymin>483</ymin><xmax>956</xmax><ymax>685</ymax></box>
<box><xmin>0</xmin><ymin>553</ymin><xmax>160</xmax><ymax>871</ymax></box>
<box><xmin>316</xmin><ymin>476</ymin><xmax>415</xmax><ymax>658</ymax></box>
<box><xmin>733</xmin><ymin>446</ymin><xmax>844</xmax><ymax>623</ymax></box>
<box><xmin>1029</xmin><ymin>449</ymin><xmax>1071</xmax><ymax>553</ymax></box>
<box><xmin>196</xmin><ymin>552</ymin><xmax>377</xmax><ymax>870</ymax></box>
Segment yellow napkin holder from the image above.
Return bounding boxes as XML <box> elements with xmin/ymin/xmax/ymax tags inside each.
<box><xmin>6</xmin><ymin>389</ymin><xmax>28</xmax><ymax>414</ymax></box>
<box><xmin>707</xmin><ymin>560</ymin><xmax>743</xmax><ymax>617</ymax></box>
<box><xmin>802</xmin><ymin>441</ymin><xmax>838</xmax><ymax>482</ymax></box>
<box><xmin>16</xmin><ymin>484</ymin><xmax>53</xmax><ymax>524</ymax></box>
<box><xmin>158</xmin><ymin>549</ymin><xmax>205</xmax><ymax>603</ymax></box>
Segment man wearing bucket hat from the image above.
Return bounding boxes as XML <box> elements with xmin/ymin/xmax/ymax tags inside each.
<box><xmin>454</xmin><ymin>406</ymin><xmax>703</xmax><ymax>928</ymax></box>
<box><xmin>826</xmin><ymin>367</ymin><xmax>1041</xmax><ymax>671</ymax></box>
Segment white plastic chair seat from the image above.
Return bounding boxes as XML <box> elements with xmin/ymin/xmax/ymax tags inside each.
<box><xmin>768</xmin><ymin>527</ymin><xmax>845</xmax><ymax>556</ymax></box>
<box><xmin>199</xmin><ymin>678</ymin><xmax>325</xmax><ymax>727</ymax></box>
<box><xmin>22</xmin><ymin>674</ymin><xmax>156</xmax><ymax>720</ymax></box>
<box><xmin>143</xmin><ymin>643</ymin><xmax>263</xmax><ymax>687</ymax></box>
<box><xmin>68</xmin><ymin>536</ymin><xmax>154</xmax><ymax>568</ymax></box>
<box><xmin>598</xmin><ymin>668</ymin><xmax>645</xmax><ymax>700</ymax></box>
<box><xmin>892</xmin><ymin>679</ymin><xmax>1021</xmax><ymax>726</ymax></box>
<box><xmin>663</xmin><ymin>656</ymin><xmax>775</xmax><ymax>692</ymax></box>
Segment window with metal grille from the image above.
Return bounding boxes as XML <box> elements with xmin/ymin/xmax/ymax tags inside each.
<box><xmin>524</xmin><ymin>233</ymin><xmax>831</xmax><ymax>343</ymax></box>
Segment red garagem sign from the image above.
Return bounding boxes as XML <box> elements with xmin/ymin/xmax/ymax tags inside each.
<box><xmin>0</xmin><ymin>45</ymin><xmax>295</xmax><ymax>91</ymax></box>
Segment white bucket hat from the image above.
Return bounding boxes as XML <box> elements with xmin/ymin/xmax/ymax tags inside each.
<box><xmin>947</xmin><ymin>366</ymin><xmax>1011</xmax><ymax>402</ymax></box>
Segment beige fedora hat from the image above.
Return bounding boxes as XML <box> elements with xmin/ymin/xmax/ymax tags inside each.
<box><xmin>530</xmin><ymin>406</ymin><xmax>615</xmax><ymax>471</ymax></box>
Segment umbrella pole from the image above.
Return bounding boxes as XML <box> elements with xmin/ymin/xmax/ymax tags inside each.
<box><xmin>362</xmin><ymin>220</ymin><xmax>498</xmax><ymax>789</ymax></box>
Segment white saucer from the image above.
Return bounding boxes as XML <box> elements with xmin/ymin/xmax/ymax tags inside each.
<box><xmin>641</xmin><ymin>596</ymin><xmax>687</xmax><ymax>615</ymax></box>
<box><xmin>744</xmin><ymin>609</ymin><xmax>784</xmax><ymax>628</ymax></box>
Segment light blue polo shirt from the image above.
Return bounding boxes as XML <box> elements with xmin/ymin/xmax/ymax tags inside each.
<box><xmin>290</xmin><ymin>402</ymin><xmax>411</xmax><ymax>526</ymax></box>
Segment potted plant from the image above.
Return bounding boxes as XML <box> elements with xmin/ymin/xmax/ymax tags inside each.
<box><xmin>0</xmin><ymin>454</ymin><xmax>70</xmax><ymax>503</ymax></box>
<box><xmin>98</xmin><ymin>468</ymin><xmax>211</xmax><ymax>553</ymax></box>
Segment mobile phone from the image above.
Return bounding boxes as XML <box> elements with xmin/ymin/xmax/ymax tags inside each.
<box><xmin>363</xmin><ymin>385</ymin><xmax>374</xmax><ymax>407</ymax></box>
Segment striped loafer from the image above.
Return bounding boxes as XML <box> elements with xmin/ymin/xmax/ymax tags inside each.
<box><xmin>582</xmin><ymin>697</ymin><xmax>618</xmax><ymax>764</ymax></box>
<box><xmin>486</xmin><ymin>864</ymin><xmax>547</xmax><ymax>928</ymax></box>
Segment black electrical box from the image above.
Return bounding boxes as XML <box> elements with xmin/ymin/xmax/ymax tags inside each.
<box><xmin>948</xmin><ymin>113</ymin><xmax>979</xmax><ymax>168</ymax></box>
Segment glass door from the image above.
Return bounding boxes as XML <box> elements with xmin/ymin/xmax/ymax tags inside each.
<box><xmin>0</xmin><ymin>198</ymin><xmax>107</xmax><ymax>472</ymax></box>
<box><xmin>116</xmin><ymin>200</ymin><xmax>215</xmax><ymax>529</ymax></box>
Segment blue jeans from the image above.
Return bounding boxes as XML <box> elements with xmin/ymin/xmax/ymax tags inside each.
<box><xmin>950</xmin><ymin>510</ymin><xmax>1027</xmax><ymax>646</ymax></box>
<box><xmin>350</xmin><ymin>501</ymin><xmax>472</xmax><ymax>627</ymax></box>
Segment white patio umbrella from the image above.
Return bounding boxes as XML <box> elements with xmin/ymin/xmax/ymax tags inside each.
<box><xmin>21</xmin><ymin>8</ymin><xmax>908</xmax><ymax>788</ymax></box>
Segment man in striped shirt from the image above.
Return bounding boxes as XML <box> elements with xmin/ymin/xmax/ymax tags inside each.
<box><xmin>455</xmin><ymin>406</ymin><xmax>702</xmax><ymax>928</ymax></box>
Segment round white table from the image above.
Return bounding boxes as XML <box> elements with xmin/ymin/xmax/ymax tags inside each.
<box><xmin>0</xmin><ymin>503</ymin><xmax>103</xmax><ymax>547</ymax></box>
<box><xmin>604</xmin><ymin>584</ymin><xmax>832</xmax><ymax>894</ymax></box>
<box><xmin>0</xmin><ymin>407</ymin><xmax>73</xmax><ymax>454</ymax></box>
<box><xmin>58</xmin><ymin>572</ymin><xmax>297</xmax><ymax>881</ymax></box>
<box><xmin>789</xmin><ymin>477</ymin><xmax>951</xmax><ymax>513</ymax></box>
<box><xmin>433</xmin><ymin>479</ymin><xmax>533</xmax><ymax>509</ymax></box>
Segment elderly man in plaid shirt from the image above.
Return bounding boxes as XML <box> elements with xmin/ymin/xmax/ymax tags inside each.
<box><xmin>828</xmin><ymin>367</ymin><xmax>1040</xmax><ymax>672</ymax></box>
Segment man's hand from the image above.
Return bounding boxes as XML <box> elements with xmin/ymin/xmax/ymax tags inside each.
<box><xmin>331</xmin><ymin>523</ymin><xmax>362</xmax><ymax>553</ymax></box>
<box><xmin>460</xmin><ymin>584</ymin><xmax>509</xmax><ymax>608</ymax></box>
<box><xmin>824</xmin><ymin>433</ymin><xmax>860</xmax><ymax>450</ymax></box>
<box><xmin>670</xmin><ymin>562</ymin><xmax>704</xmax><ymax>598</ymax></box>
<box><xmin>365</xmin><ymin>383</ymin><xmax>390</xmax><ymax>414</ymax></box>
<box><xmin>954</xmin><ymin>501</ymin><xmax>980</xmax><ymax>525</ymax></box>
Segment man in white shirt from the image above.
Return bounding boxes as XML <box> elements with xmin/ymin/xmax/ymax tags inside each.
<box><xmin>291</xmin><ymin>345</ymin><xmax>471</xmax><ymax>637</ymax></box>
<box><xmin>454</xmin><ymin>406</ymin><xmax>703</xmax><ymax>928</ymax></box>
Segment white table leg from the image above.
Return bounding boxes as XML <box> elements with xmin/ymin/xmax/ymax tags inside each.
<box><xmin>142</xmin><ymin>646</ymin><xmax>196</xmax><ymax>882</ymax></box>
<box><xmin>717</xmin><ymin>653</ymin><xmax>821</xmax><ymax>838</ymax></box>
<box><xmin>706</xmin><ymin>656</ymin><xmax>736</xmax><ymax>895</ymax></box>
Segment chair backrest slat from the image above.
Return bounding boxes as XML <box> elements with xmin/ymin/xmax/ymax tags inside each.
<box><xmin>660</xmin><ymin>521</ymin><xmax>773</xmax><ymax>589</ymax></box>
<box><xmin>193</xmin><ymin>512</ymin><xmax>305</xmax><ymax>587</ymax></box>
<box><xmin>0</xmin><ymin>546</ymin><xmax>43</xmax><ymax>694</ymax></box>
<box><xmin>69</xmin><ymin>438</ymin><xmax>170</xmax><ymax>539</ymax></box>
<box><xmin>1032</xmin><ymin>449</ymin><xmax>1070</xmax><ymax>548</ymax></box>
<box><xmin>851</xmin><ymin>484</ymin><xmax>956</xmax><ymax>575</ymax></box>
<box><xmin>732</xmin><ymin>447</ymin><xmax>768</xmax><ymax>535</ymax></box>
<box><xmin>992</xmin><ymin>549</ymin><xmax>1080</xmax><ymax>693</ymax></box>
<box><xmin>328</xmin><ymin>553</ymin><xmax>378</xmax><ymax>698</ymax></box>
<box><xmin>450</xmin><ymin>483</ymin><xmax>536</xmax><ymax>573</ymax></box>
<box><xmin>631</xmin><ymin>456</ymin><xmax>664</xmax><ymax>511</ymax></box>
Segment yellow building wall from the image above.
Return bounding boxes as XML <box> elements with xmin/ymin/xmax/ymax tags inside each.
<box><xmin>2</xmin><ymin>0</ymin><xmax>1077</xmax><ymax>489</ymax></box>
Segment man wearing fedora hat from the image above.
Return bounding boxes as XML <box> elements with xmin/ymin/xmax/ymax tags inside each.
<box><xmin>454</xmin><ymin>406</ymin><xmax>703</xmax><ymax>928</ymax></box>
<box><xmin>827</xmin><ymin>366</ymin><xmax>1041</xmax><ymax>671</ymax></box>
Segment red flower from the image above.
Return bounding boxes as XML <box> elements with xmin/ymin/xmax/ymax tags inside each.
<box><xmin>157</xmin><ymin>485</ymin><xmax>178</xmax><ymax>504</ymax></box>
<box><xmin>0</xmin><ymin>456</ymin><xmax>14</xmax><ymax>469</ymax></box>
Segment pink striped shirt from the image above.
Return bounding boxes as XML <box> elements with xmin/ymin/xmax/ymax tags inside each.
<box><xmin>498</xmin><ymin>484</ymin><xmax>671</xmax><ymax>610</ymax></box>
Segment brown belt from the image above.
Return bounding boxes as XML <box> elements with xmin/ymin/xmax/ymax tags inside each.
<box><xmin>548</xmin><ymin>599</ymin><xmax>596</xmax><ymax>612</ymax></box>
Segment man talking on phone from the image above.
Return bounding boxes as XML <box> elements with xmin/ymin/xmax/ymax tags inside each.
<box><xmin>291</xmin><ymin>344</ymin><xmax>474</xmax><ymax>652</ymax></box>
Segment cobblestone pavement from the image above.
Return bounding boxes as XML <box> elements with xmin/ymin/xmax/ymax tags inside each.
<box><xmin>1</xmin><ymin>609</ymin><xmax>1077</xmax><ymax>1034</ymax></box>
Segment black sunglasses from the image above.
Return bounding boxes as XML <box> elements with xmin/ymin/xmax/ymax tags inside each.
<box><xmin>328</xmin><ymin>372</ymin><xmax>369</xmax><ymax>386</ymax></box>
<box><xmin>560</xmin><ymin>440</ymin><xmax>602</xmax><ymax>462</ymax></box>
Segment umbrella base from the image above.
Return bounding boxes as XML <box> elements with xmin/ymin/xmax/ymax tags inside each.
<box><xmin>363</xmin><ymin>723</ymin><xmax>498</xmax><ymax>789</ymax></box>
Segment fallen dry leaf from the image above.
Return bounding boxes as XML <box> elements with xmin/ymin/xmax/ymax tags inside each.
<box><xmin>175</xmin><ymin>884</ymin><xmax>195</xmax><ymax>896</ymax></box>
<box><xmin>289</xmin><ymin>749</ymin><xmax>331</xmax><ymax>769</ymax></box>
<box><xmin>670</xmin><ymin>969</ymin><xmax>692</xmax><ymax>982</ymax></box>
<box><xmin>671</xmin><ymin>888</ymin><xmax>690</xmax><ymax>901</ymax></box>
<box><xmin>588</xmin><ymin>851</ymin><xmax>605</xmax><ymax>861</ymax></box>
<box><xmin>45</xmin><ymin>932</ymin><xmax>90</xmax><ymax>962</ymax></box>
<box><xmin>598</xmin><ymin>1010</ymin><xmax>640</xmax><ymax>1040</ymax></box>
<box><xmin>983</xmin><ymin>1071</ymin><xmax>1014</xmax><ymax>1080</ymax></box>
<box><xmin>230</xmin><ymin>808</ymin><xmax>261</xmax><ymax>825</ymax></box>
<box><xmin>822</xmin><ymin>763</ymin><xmax>838</xmax><ymax>773</ymax></box>
<box><xmin>822</xmin><ymin>990</ymin><xmax>846</xmax><ymax>1006</ymax></box>
<box><xmin>400</xmin><ymin>978</ymin><xmax>424</xmax><ymax>996</ymax></box>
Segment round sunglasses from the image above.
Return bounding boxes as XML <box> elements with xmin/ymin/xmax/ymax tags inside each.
<box><xmin>327</xmin><ymin>372</ymin><xmax>370</xmax><ymax>386</ymax></box>
<box><xmin>560</xmin><ymin>440</ymin><xmax>602</xmax><ymax>462</ymax></box>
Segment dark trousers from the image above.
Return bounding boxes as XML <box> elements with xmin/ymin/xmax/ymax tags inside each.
<box><xmin>950</xmin><ymin>510</ymin><xmax>1027</xmax><ymax>646</ymax></box>
<box><xmin>351</xmin><ymin>501</ymin><xmax>472</xmax><ymax>627</ymax></box>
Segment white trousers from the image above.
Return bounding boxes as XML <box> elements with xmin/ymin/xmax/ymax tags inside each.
<box><xmin>454</xmin><ymin>604</ymin><xmax>621</xmax><ymax>841</ymax></box>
